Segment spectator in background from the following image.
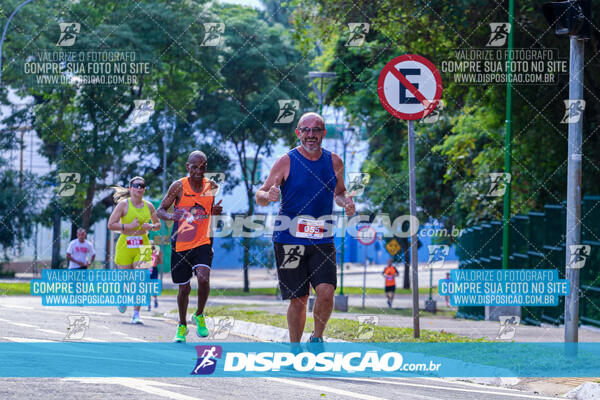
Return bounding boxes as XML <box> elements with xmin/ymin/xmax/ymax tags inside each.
<box><xmin>66</xmin><ymin>228</ymin><xmax>96</xmax><ymax>269</ymax></box>
<box><xmin>382</xmin><ymin>259</ymin><xmax>399</xmax><ymax>308</ymax></box>
<box><xmin>147</xmin><ymin>243</ymin><xmax>162</xmax><ymax>311</ymax></box>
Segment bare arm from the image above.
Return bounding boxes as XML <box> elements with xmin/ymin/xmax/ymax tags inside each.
<box><xmin>141</xmin><ymin>201</ymin><xmax>161</xmax><ymax>232</ymax></box>
<box><xmin>157</xmin><ymin>181</ymin><xmax>184</xmax><ymax>221</ymax></box>
<box><xmin>332</xmin><ymin>153</ymin><xmax>356</xmax><ymax>216</ymax></box>
<box><xmin>256</xmin><ymin>155</ymin><xmax>290</xmax><ymax>207</ymax></box>
<box><xmin>66</xmin><ymin>253</ymin><xmax>83</xmax><ymax>267</ymax></box>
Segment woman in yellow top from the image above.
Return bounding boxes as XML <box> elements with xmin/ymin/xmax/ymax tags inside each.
<box><xmin>108</xmin><ymin>176</ymin><xmax>160</xmax><ymax>324</ymax></box>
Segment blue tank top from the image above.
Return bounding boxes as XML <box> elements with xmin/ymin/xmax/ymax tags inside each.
<box><xmin>272</xmin><ymin>148</ymin><xmax>337</xmax><ymax>245</ymax></box>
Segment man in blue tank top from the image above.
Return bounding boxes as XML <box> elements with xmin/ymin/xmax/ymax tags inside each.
<box><xmin>256</xmin><ymin>112</ymin><xmax>355</xmax><ymax>343</ymax></box>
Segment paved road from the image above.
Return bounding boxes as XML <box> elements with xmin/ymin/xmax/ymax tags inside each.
<box><xmin>0</xmin><ymin>296</ymin><xmax>561</xmax><ymax>400</ymax></box>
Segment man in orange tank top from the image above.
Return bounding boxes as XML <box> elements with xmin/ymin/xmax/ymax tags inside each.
<box><xmin>383</xmin><ymin>259</ymin><xmax>399</xmax><ymax>308</ymax></box>
<box><xmin>157</xmin><ymin>151</ymin><xmax>223</xmax><ymax>343</ymax></box>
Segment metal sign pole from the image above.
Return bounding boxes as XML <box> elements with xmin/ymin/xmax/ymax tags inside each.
<box><xmin>362</xmin><ymin>258</ymin><xmax>367</xmax><ymax>308</ymax></box>
<box><xmin>408</xmin><ymin>120</ymin><xmax>420</xmax><ymax>338</ymax></box>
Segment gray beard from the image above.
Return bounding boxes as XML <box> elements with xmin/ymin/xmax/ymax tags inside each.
<box><xmin>301</xmin><ymin>142</ymin><xmax>321</xmax><ymax>153</ymax></box>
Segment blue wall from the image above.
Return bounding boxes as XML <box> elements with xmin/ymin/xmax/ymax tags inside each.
<box><xmin>209</xmin><ymin>223</ymin><xmax>458</xmax><ymax>269</ymax></box>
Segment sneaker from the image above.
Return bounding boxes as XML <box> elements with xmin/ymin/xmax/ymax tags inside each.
<box><xmin>154</xmin><ymin>299</ymin><xmax>158</xmax><ymax>308</ymax></box>
<box><xmin>308</xmin><ymin>334</ymin><xmax>324</xmax><ymax>343</ymax></box>
<box><xmin>118</xmin><ymin>305</ymin><xmax>127</xmax><ymax>313</ymax></box>
<box><xmin>192</xmin><ymin>313</ymin><xmax>209</xmax><ymax>337</ymax></box>
<box><xmin>307</xmin><ymin>333</ymin><xmax>325</xmax><ymax>354</ymax></box>
<box><xmin>147</xmin><ymin>304</ymin><xmax>151</xmax><ymax>312</ymax></box>
<box><xmin>387</xmin><ymin>300</ymin><xmax>392</xmax><ymax>308</ymax></box>
<box><xmin>131</xmin><ymin>313</ymin><xmax>143</xmax><ymax>324</ymax></box>
<box><xmin>174</xmin><ymin>324</ymin><xmax>189</xmax><ymax>343</ymax></box>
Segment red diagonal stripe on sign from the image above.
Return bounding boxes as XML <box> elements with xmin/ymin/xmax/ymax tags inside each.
<box><xmin>388</xmin><ymin>67</ymin><xmax>428</xmax><ymax>107</ymax></box>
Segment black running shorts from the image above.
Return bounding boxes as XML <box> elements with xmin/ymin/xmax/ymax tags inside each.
<box><xmin>273</xmin><ymin>242</ymin><xmax>337</xmax><ymax>300</ymax></box>
<box><xmin>171</xmin><ymin>244</ymin><xmax>213</xmax><ymax>285</ymax></box>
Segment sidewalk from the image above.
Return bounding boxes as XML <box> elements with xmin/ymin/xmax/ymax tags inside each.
<box><xmin>159</xmin><ymin>264</ymin><xmax>455</xmax><ymax>290</ymax></box>
<box><xmin>207</xmin><ymin>293</ymin><xmax>600</xmax><ymax>343</ymax></box>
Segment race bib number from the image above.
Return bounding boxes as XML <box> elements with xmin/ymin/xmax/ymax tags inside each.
<box><xmin>295</xmin><ymin>218</ymin><xmax>324</xmax><ymax>239</ymax></box>
<box><xmin>126</xmin><ymin>236</ymin><xmax>143</xmax><ymax>248</ymax></box>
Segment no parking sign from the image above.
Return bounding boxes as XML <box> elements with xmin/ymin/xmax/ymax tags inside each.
<box><xmin>377</xmin><ymin>54</ymin><xmax>443</xmax><ymax>121</ymax></box>
<box><xmin>377</xmin><ymin>54</ymin><xmax>443</xmax><ymax>337</ymax></box>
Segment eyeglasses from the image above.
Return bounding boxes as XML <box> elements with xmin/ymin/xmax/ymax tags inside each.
<box><xmin>131</xmin><ymin>183</ymin><xmax>146</xmax><ymax>189</ymax></box>
<box><xmin>297</xmin><ymin>127</ymin><xmax>325</xmax><ymax>134</ymax></box>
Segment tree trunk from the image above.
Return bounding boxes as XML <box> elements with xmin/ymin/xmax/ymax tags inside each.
<box><xmin>51</xmin><ymin>199</ymin><xmax>61</xmax><ymax>269</ymax></box>
<box><xmin>81</xmin><ymin>175</ymin><xmax>96</xmax><ymax>230</ymax></box>
<box><xmin>70</xmin><ymin>221</ymin><xmax>78</xmax><ymax>241</ymax></box>
<box><xmin>402</xmin><ymin>238</ymin><xmax>410</xmax><ymax>289</ymax></box>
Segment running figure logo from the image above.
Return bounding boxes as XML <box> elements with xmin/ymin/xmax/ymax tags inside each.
<box><xmin>201</xmin><ymin>23</ymin><xmax>225</xmax><ymax>47</ymax></box>
<box><xmin>486</xmin><ymin>23</ymin><xmax>511</xmax><ymax>47</ymax></box>
<box><xmin>561</xmin><ymin>100</ymin><xmax>586</xmax><ymax>124</ymax></box>
<box><xmin>58</xmin><ymin>172</ymin><xmax>81</xmax><ymax>197</ymax></box>
<box><xmin>427</xmin><ymin>245</ymin><xmax>450</xmax><ymax>269</ymax></box>
<box><xmin>568</xmin><ymin>245</ymin><xmax>591</xmax><ymax>269</ymax></box>
<box><xmin>420</xmin><ymin>100</ymin><xmax>444</xmax><ymax>124</ymax></box>
<box><xmin>204</xmin><ymin>172</ymin><xmax>225</xmax><ymax>196</ymax></box>
<box><xmin>130</xmin><ymin>100</ymin><xmax>155</xmax><ymax>124</ymax></box>
<box><xmin>496</xmin><ymin>316</ymin><xmax>520</xmax><ymax>340</ymax></box>
<box><xmin>347</xmin><ymin>173</ymin><xmax>370</xmax><ymax>197</ymax></box>
<box><xmin>345</xmin><ymin>23</ymin><xmax>370</xmax><ymax>47</ymax></box>
<box><xmin>64</xmin><ymin>315</ymin><xmax>90</xmax><ymax>340</ymax></box>
<box><xmin>357</xmin><ymin>315</ymin><xmax>378</xmax><ymax>340</ymax></box>
<box><xmin>57</xmin><ymin>23</ymin><xmax>80</xmax><ymax>47</ymax></box>
<box><xmin>280</xmin><ymin>245</ymin><xmax>305</xmax><ymax>269</ymax></box>
<box><xmin>209</xmin><ymin>316</ymin><xmax>235</xmax><ymax>340</ymax></box>
<box><xmin>486</xmin><ymin>173</ymin><xmax>511</xmax><ymax>197</ymax></box>
<box><xmin>192</xmin><ymin>345</ymin><xmax>223</xmax><ymax>375</ymax></box>
<box><xmin>275</xmin><ymin>100</ymin><xmax>299</xmax><ymax>124</ymax></box>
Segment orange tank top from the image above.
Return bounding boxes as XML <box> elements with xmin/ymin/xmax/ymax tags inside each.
<box><xmin>384</xmin><ymin>266</ymin><xmax>397</xmax><ymax>287</ymax></box>
<box><xmin>172</xmin><ymin>177</ymin><xmax>213</xmax><ymax>252</ymax></box>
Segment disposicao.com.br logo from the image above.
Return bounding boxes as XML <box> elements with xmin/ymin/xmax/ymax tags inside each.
<box><xmin>196</xmin><ymin>346</ymin><xmax>441</xmax><ymax>376</ymax></box>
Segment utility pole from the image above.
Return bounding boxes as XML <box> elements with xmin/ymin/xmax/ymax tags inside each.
<box><xmin>542</xmin><ymin>0</ymin><xmax>590</xmax><ymax>346</ymax></box>
<box><xmin>564</xmin><ymin>35</ymin><xmax>584</xmax><ymax>344</ymax></box>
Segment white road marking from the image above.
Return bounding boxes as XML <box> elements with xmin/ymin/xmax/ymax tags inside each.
<box><xmin>2</xmin><ymin>337</ymin><xmax>55</xmax><ymax>342</ymax></box>
<box><xmin>0</xmin><ymin>305</ymin><xmax>34</xmax><ymax>310</ymax></box>
<box><xmin>62</xmin><ymin>378</ymin><xmax>202</xmax><ymax>400</ymax></box>
<box><xmin>0</xmin><ymin>318</ymin><xmax>38</xmax><ymax>328</ymax></box>
<box><xmin>337</xmin><ymin>377</ymin><xmax>559</xmax><ymax>399</ymax></box>
<box><xmin>266</xmin><ymin>377</ymin><xmax>389</xmax><ymax>400</ymax></box>
<box><xmin>414</xmin><ymin>377</ymin><xmax>523</xmax><ymax>391</ymax></box>
<box><xmin>36</xmin><ymin>329</ymin><xmax>64</xmax><ymax>335</ymax></box>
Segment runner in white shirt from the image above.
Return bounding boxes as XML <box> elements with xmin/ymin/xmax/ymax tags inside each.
<box><xmin>66</xmin><ymin>228</ymin><xmax>96</xmax><ymax>269</ymax></box>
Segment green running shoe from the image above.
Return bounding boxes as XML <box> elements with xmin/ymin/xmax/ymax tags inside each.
<box><xmin>192</xmin><ymin>313</ymin><xmax>209</xmax><ymax>338</ymax></box>
<box><xmin>173</xmin><ymin>324</ymin><xmax>188</xmax><ymax>343</ymax></box>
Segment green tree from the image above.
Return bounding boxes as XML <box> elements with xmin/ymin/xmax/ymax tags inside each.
<box><xmin>291</xmin><ymin>0</ymin><xmax>600</xmax><ymax>233</ymax></box>
<box><xmin>196</xmin><ymin>4</ymin><xmax>310</xmax><ymax>291</ymax></box>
